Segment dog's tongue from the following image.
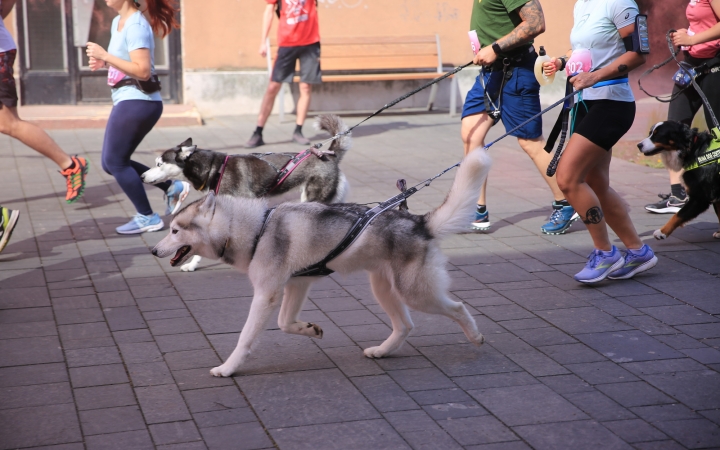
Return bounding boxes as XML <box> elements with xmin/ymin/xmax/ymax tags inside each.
<box><xmin>171</xmin><ymin>247</ymin><xmax>186</xmax><ymax>265</ymax></box>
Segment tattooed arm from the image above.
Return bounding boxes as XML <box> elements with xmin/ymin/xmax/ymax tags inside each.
<box><xmin>473</xmin><ymin>0</ymin><xmax>545</xmax><ymax>66</ymax></box>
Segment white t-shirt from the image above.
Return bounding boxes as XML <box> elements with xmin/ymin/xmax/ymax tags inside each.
<box><xmin>0</xmin><ymin>1</ymin><xmax>17</xmax><ymax>52</ymax></box>
<box><xmin>570</xmin><ymin>0</ymin><xmax>638</xmax><ymax>102</ymax></box>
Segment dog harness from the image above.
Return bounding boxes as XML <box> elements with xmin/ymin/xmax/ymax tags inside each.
<box><xmin>268</xmin><ymin>149</ymin><xmax>316</xmax><ymax>193</ymax></box>
<box><xmin>213</xmin><ymin>155</ymin><xmax>231</xmax><ymax>195</ymax></box>
<box><xmin>684</xmin><ymin>128</ymin><xmax>720</xmax><ymax>172</ymax></box>
<box><xmin>249</xmin><ymin>207</ymin><xmax>277</xmax><ymax>259</ymax></box>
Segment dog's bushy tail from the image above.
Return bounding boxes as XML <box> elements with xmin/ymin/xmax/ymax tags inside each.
<box><xmin>314</xmin><ymin>115</ymin><xmax>351</xmax><ymax>162</ymax></box>
<box><xmin>426</xmin><ymin>148</ymin><xmax>492</xmax><ymax>238</ymax></box>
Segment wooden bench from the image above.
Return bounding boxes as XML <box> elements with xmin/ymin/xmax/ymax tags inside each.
<box><xmin>266</xmin><ymin>35</ymin><xmax>447</xmax><ymax>121</ymax></box>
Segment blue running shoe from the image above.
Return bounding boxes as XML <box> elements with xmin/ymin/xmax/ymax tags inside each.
<box><xmin>573</xmin><ymin>246</ymin><xmax>624</xmax><ymax>284</ymax></box>
<box><xmin>541</xmin><ymin>204</ymin><xmax>580</xmax><ymax>235</ymax></box>
<box><xmin>164</xmin><ymin>180</ymin><xmax>191</xmax><ymax>215</ymax></box>
<box><xmin>608</xmin><ymin>244</ymin><xmax>658</xmax><ymax>280</ymax></box>
<box><xmin>471</xmin><ymin>210</ymin><xmax>491</xmax><ymax>231</ymax></box>
<box><xmin>116</xmin><ymin>213</ymin><xmax>164</xmax><ymax>235</ymax></box>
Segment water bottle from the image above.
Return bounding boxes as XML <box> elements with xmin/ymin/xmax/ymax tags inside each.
<box><xmin>534</xmin><ymin>46</ymin><xmax>554</xmax><ymax>86</ymax></box>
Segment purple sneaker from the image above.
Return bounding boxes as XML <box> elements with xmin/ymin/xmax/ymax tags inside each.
<box><xmin>573</xmin><ymin>246</ymin><xmax>624</xmax><ymax>284</ymax></box>
<box><xmin>608</xmin><ymin>244</ymin><xmax>658</xmax><ymax>280</ymax></box>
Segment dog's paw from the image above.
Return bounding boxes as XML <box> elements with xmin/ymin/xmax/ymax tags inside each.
<box><xmin>653</xmin><ymin>229</ymin><xmax>667</xmax><ymax>240</ymax></box>
<box><xmin>307</xmin><ymin>322</ymin><xmax>323</xmax><ymax>339</ymax></box>
<box><xmin>470</xmin><ymin>333</ymin><xmax>485</xmax><ymax>347</ymax></box>
<box><xmin>181</xmin><ymin>255</ymin><xmax>201</xmax><ymax>272</ymax></box>
<box><xmin>210</xmin><ymin>365</ymin><xmax>235</xmax><ymax>377</ymax></box>
<box><xmin>363</xmin><ymin>346</ymin><xmax>388</xmax><ymax>359</ymax></box>
<box><xmin>714</xmin><ymin>231</ymin><xmax>720</xmax><ymax>239</ymax></box>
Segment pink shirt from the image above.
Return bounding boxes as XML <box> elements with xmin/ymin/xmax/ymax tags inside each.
<box><xmin>686</xmin><ymin>0</ymin><xmax>720</xmax><ymax>59</ymax></box>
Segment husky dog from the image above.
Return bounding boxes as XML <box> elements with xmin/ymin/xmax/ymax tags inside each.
<box><xmin>152</xmin><ymin>149</ymin><xmax>492</xmax><ymax>377</ymax></box>
<box><xmin>143</xmin><ymin>115</ymin><xmax>351</xmax><ymax>272</ymax></box>
<box><xmin>638</xmin><ymin>121</ymin><xmax>720</xmax><ymax>240</ymax></box>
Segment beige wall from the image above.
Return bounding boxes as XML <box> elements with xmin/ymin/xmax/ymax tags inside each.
<box><xmin>182</xmin><ymin>0</ymin><xmax>574</xmax><ymax>71</ymax></box>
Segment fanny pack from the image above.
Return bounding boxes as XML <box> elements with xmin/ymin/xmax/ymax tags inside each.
<box><xmin>674</xmin><ymin>52</ymin><xmax>720</xmax><ymax>88</ymax></box>
<box><xmin>112</xmin><ymin>74</ymin><xmax>162</xmax><ymax>94</ymax></box>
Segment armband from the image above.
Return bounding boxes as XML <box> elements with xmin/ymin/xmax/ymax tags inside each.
<box><xmin>623</xmin><ymin>14</ymin><xmax>650</xmax><ymax>54</ymax></box>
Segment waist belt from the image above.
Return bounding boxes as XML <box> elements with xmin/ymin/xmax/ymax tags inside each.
<box><xmin>112</xmin><ymin>75</ymin><xmax>161</xmax><ymax>94</ymax></box>
<box><xmin>485</xmin><ymin>45</ymin><xmax>534</xmax><ymax>72</ymax></box>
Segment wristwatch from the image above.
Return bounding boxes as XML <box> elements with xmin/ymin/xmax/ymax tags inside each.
<box><xmin>491</xmin><ymin>41</ymin><xmax>502</xmax><ymax>55</ymax></box>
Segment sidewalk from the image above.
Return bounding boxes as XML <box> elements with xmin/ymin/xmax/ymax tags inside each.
<box><xmin>1</xmin><ymin>111</ymin><xmax>719</xmax><ymax>450</ymax></box>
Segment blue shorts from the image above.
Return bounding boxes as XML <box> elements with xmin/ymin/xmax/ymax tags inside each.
<box><xmin>461</xmin><ymin>59</ymin><xmax>542</xmax><ymax>140</ymax></box>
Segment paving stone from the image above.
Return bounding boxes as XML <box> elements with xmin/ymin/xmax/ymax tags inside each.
<box><xmin>464</xmin><ymin>442</ymin><xmax>532</xmax><ymax>450</ymax></box>
<box><xmin>630</xmin><ymin>404</ymin><xmax>701</xmax><ymax>423</ymax></box>
<box><xmin>68</xmin><ymin>363</ymin><xmax>129</xmax><ymax>388</ymax></box>
<box><xmin>143</xmin><ymin>309</ymin><xmax>192</xmax><ymax>321</ymax></box>
<box><xmin>513</xmin><ymin>420</ymin><xmax>633</xmax><ymax>450</ymax></box>
<box><xmin>596</xmin><ymin>381</ymin><xmax>676</xmax><ymax>408</ymax></box>
<box><xmin>632</xmin><ymin>441</ymin><xmax>686</xmax><ymax>450</ymax></box>
<box><xmin>453</xmin><ymin>371</ymin><xmax>539</xmax><ymax>391</ymax></box>
<box><xmin>118</xmin><ymin>342</ymin><xmax>164</xmax><ymax>364</ymax></box>
<box><xmin>135</xmin><ymin>384</ymin><xmax>191</xmax><ymax>424</ymax></box>
<box><xmin>0</xmin><ymin>307</ymin><xmax>54</xmax><ymax>324</ymax></box>
<box><xmin>374</xmin><ymin>355</ymin><xmax>434</xmax><ymax>371</ymax></box>
<box><xmin>74</xmin><ymin>383</ymin><xmax>137</xmax><ymax>411</ymax></box>
<box><xmin>499</xmin><ymin>287</ymin><xmax>591</xmax><ymax>311</ymax></box>
<box><xmin>536</xmin><ymin>308</ymin><xmax>634</xmax><ymax>335</ymax></box>
<box><xmin>418</xmin><ymin>344</ymin><xmax>521</xmax><ymax>377</ymax></box>
<box><xmin>682</xmin><ymin>347</ymin><xmax>720</xmax><ymax>364</ymax></box>
<box><xmin>171</xmin><ymin>368</ymin><xmax>235</xmax><ymax>391</ymax></box>
<box><xmin>408</xmin><ymin>387</ymin><xmax>475</xmax><ymax>406</ymax></box>
<box><xmin>0</xmin><ymin>321</ymin><xmax>57</xmax><ymax>339</ymax></box>
<box><xmin>351</xmin><ymin>374</ymin><xmax>419</xmax><ymax>412</ymax></box>
<box><xmin>0</xmin><ymin>362</ymin><xmax>68</xmax><ymax>387</ymax></box>
<box><xmin>270</xmin><ymin>419</ymin><xmax>410</xmax><ymax>450</ymax></box>
<box><xmin>181</xmin><ymin>386</ymin><xmax>248</xmax><ymax>413</ymax></box>
<box><xmin>584</xmin><ymin>298</ymin><xmax>642</xmax><ymax>317</ymax></box>
<box><xmin>512</xmin><ymin>327</ymin><xmax>577</xmax><ymax>347</ymax></box>
<box><xmin>58</xmin><ymin>322</ymin><xmax>111</xmax><ymax>342</ymax></box>
<box><xmin>653</xmin><ymin>418</ymin><xmax>720</xmax><ymax>449</ymax></box>
<box><xmin>0</xmin><ymin>403</ymin><xmax>82</xmax><ymax>449</ymax></box>
<box><xmin>640</xmin><ymin>305</ymin><xmax>719</xmax><ymax>326</ymax></box>
<box><xmin>79</xmin><ymin>405</ymin><xmax>147</xmax><ymax>435</ymax></box>
<box><xmin>238</xmin><ymin>368</ymin><xmax>379</xmax><ymax>428</ymax></box>
<box><xmin>601</xmin><ymin>419</ymin><xmax>668</xmax><ymax>443</ymax></box>
<box><xmin>65</xmin><ymin>346</ymin><xmax>122</xmax><ymax>368</ymax></box>
<box><xmin>155</xmin><ymin>333</ymin><xmax>211</xmax><ymax>353</ymax></box>
<box><xmin>0</xmin><ymin>382</ymin><xmax>73</xmax><ymax>410</ymax></box>
<box><xmin>485</xmin><ymin>333</ymin><xmax>535</xmax><ymax>354</ymax></box>
<box><xmin>97</xmin><ymin>291</ymin><xmax>136</xmax><ymax>308</ymax></box>
<box><xmin>643</xmin><ymin>370</ymin><xmax>720</xmax><ymax>411</ymax></box>
<box><xmin>565</xmin><ymin>361</ymin><xmax>640</xmax><ymax>385</ymax></box>
<box><xmin>422</xmin><ymin>401</ymin><xmax>488</xmax><ymax>420</ymax></box>
<box><xmin>127</xmin><ymin>361</ymin><xmax>176</xmax><ymax>387</ymax></box>
<box><xmin>576</xmin><ymin>330</ymin><xmax>684</xmax><ymax>363</ymax></box>
<box><xmin>676</xmin><ymin>323</ymin><xmax>720</xmax><ymax>339</ymax></box>
<box><xmin>52</xmin><ymin>294</ymin><xmax>100</xmax><ymax>310</ymax></box>
<box><xmin>54</xmin><ymin>307</ymin><xmax>105</xmax><ymax>325</ymax></box>
<box><xmin>164</xmin><ymin>349</ymin><xmax>222</xmax><ymax>371</ymax></box>
<box><xmin>149</xmin><ymin>421</ymin><xmax>202</xmax><ymax>446</ymax></box>
<box><xmin>621</xmin><ymin>358</ymin><xmax>707</xmax><ymax>376</ymax></box>
<box><xmin>192</xmin><ymin>408</ymin><xmax>257</xmax><ymax>428</ymax></box>
<box><xmin>104</xmin><ymin>306</ymin><xmax>147</xmax><ymax>331</ymax></box>
<box><xmin>438</xmin><ymin>415</ymin><xmax>519</xmax><ymax>446</ymax></box>
<box><xmin>539</xmin><ymin>374</ymin><xmax>594</xmax><ymax>394</ymax></box>
<box><xmin>562</xmin><ymin>390</ymin><xmax>636</xmax><ymax>421</ymax></box>
<box><xmin>113</xmin><ymin>328</ymin><xmax>154</xmax><ymax>344</ymax></box>
<box><xmin>84</xmin><ymin>429</ymin><xmax>155</xmax><ymax>450</ymax></box>
<box><xmin>506</xmin><ymin>350</ymin><xmax>569</xmax><ymax>377</ymax></box>
<box><xmin>537</xmin><ymin>343</ymin><xmax>605</xmax><ymax>365</ymax></box>
<box><xmin>136</xmin><ymin>296</ymin><xmax>186</xmax><ymax>312</ymax></box>
<box><xmin>384</xmin><ymin>409</ymin><xmax>463</xmax><ymax>449</ymax></box>
<box><xmin>618</xmin><ymin>294</ymin><xmax>683</xmax><ymax>308</ymax></box>
<box><xmin>498</xmin><ymin>318</ymin><xmax>551</xmax><ymax>331</ymax></box>
<box><xmin>655</xmin><ymin>333</ymin><xmax>709</xmax><ymax>350</ymax></box>
<box><xmin>620</xmin><ymin>315</ymin><xmax>678</xmax><ymax>335</ymax></box>
<box><xmin>0</xmin><ymin>287</ymin><xmax>50</xmax><ymax>309</ymax></box>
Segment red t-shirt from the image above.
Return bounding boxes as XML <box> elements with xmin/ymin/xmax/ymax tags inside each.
<box><xmin>685</xmin><ymin>0</ymin><xmax>720</xmax><ymax>59</ymax></box>
<box><xmin>267</xmin><ymin>0</ymin><xmax>320</xmax><ymax>47</ymax></box>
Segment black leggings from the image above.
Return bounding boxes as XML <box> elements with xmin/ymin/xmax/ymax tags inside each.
<box><xmin>101</xmin><ymin>100</ymin><xmax>170</xmax><ymax>216</ymax></box>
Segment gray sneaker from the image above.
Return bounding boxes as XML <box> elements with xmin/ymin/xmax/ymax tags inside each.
<box><xmin>245</xmin><ymin>132</ymin><xmax>265</xmax><ymax>148</ymax></box>
<box><xmin>644</xmin><ymin>193</ymin><xmax>687</xmax><ymax>214</ymax></box>
<box><xmin>292</xmin><ymin>131</ymin><xmax>311</xmax><ymax>146</ymax></box>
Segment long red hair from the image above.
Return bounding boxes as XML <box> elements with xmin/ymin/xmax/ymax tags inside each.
<box><xmin>144</xmin><ymin>0</ymin><xmax>179</xmax><ymax>38</ymax></box>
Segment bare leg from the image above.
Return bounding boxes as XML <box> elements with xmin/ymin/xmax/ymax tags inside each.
<box><xmin>256</xmin><ymin>81</ymin><xmax>283</xmax><ymax>128</ymax></box>
<box><xmin>295</xmin><ymin>82</ymin><xmax>312</xmax><ymax>127</ymax></box>
<box><xmin>363</xmin><ymin>270</ymin><xmax>414</xmax><ymax>358</ymax></box>
<box><xmin>517</xmin><ymin>137</ymin><xmax>565</xmax><ymax>202</ymax></box>
<box><xmin>668</xmin><ymin>167</ymin><xmax>684</xmax><ymax>185</ymax></box>
<box><xmin>0</xmin><ymin>105</ymin><xmax>72</xmax><ymax>169</ymax></box>
<box><xmin>277</xmin><ymin>277</ymin><xmax>323</xmax><ymax>338</ymax></box>
<box><xmin>461</xmin><ymin>112</ymin><xmax>494</xmax><ymax>205</ymax></box>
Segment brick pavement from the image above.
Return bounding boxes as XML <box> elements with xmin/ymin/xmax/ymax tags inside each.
<box><xmin>1</xmin><ymin>111</ymin><xmax>719</xmax><ymax>450</ymax></box>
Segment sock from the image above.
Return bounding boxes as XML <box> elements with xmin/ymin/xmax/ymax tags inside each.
<box><xmin>552</xmin><ymin>199</ymin><xmax>570</xmax><ymax>209</ymax></box>
<box><xmin>476</xmin><ymin>204</ymin><xmax>487</xmax><ymax>214</ymax></box>
<box><xmin>254</xmin><ymin>126</ymin><xmax>263</xmax><ymax>135</ymax></box>
<box><xmin>670</xmin><ymin>184</ymin><xmax>686</xmax><ymax>199</ymax></box>
<box><xmin>63</xmin><ymin>160</ymin><xmax>76</xmax><ymax>171</ymax></box>
<box><xmin>294</xmin><ymin>124</ymin><xmax>303</xmax><ymax>135</ymax></box>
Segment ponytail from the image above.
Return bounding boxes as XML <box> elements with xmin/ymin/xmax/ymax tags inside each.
<box><xmin>143</xmin><ymin>0</ymin><xmax>179</xmax><ymax>38</ymax></box>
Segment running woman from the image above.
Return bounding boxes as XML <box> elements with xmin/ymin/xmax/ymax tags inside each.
<box><xmin>86</xmin><ymin>0</ymin><xmax>189</xmax><ymax>234</ymax></box>
<box><xmin>0</xmin><ymin>0</ymin><xmax>88</xmax><ymax>204</ymax></box>
<box><xmin>543</xmin><ymin>0</ymin><xmax>657</xmax><ymax>283</ymax></box>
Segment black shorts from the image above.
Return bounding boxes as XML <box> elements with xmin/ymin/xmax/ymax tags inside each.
<box><xmin>573</xmin><ymin>99</ymin><xmax>636</xmax><ymax>151</ymax></box>
<box><xmin>0</xmin><ymin>49</ymin><xmax>18</xmax><ymax>108</ymax></box>
<box><xmin>668</xmin><ymin>52</ymin><xmax>720</xmax><ymax>127</ymax></box>
<box><xmin>271</xmin><ymin>42</ymin><xmax>322</xmax><ymax>84</ymax></box>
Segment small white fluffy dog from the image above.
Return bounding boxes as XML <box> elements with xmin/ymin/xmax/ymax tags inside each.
<box><xmin>152</xmin><ymin>149</ymin><xmax>492</xmax><ymax>377</ymax></box>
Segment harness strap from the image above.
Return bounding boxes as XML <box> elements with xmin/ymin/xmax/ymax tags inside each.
<box><xmin>213</xmin><ymin>155</ymin><xmax>231</xmax><ymax>195</ymax></box>
<box><xmin>684</xmin><ymin>131</ymin><xmax>720</xmax><ymax>171</ymax></box>
<box><xmin>268</xmin><ymin>149</ymin><xmax>314</xmax><ymax>193</ymax></box>
<box><xmin>249</xmin><ymin>207</ymin><xmax>276</xmax><ymax>260</ymax></box>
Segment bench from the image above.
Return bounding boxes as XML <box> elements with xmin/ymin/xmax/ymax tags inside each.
<box><xmin>266</xmin><ymin>35</ymin><xmax>449</xmax><ymax>121</ymax></box>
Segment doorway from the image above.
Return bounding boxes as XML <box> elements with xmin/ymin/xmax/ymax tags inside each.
<box><xmin>15</xmin><ymin>0</ymin><xmax>181</xmax><ymax>105</ymax></box>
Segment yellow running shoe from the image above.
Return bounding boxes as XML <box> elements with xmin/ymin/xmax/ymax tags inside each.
<box><xmin>0</xmin><ymin>206</ymin><xmax>20</xmax><ymax>253</ymax></box>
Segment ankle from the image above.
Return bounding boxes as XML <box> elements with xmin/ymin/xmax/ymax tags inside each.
<box><xmin>254</xmin><ymin>126</ymin><xmax>263</xmax><ymax>135</ymax></box>
<box><xmin>294</xmin><ymin>124</ymin><xmax>303</xmax><ymax>135</ymax></box>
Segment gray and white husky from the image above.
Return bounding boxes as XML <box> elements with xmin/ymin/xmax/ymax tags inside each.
<box><xmin>143</xmin><ymin>115</ymin><xmax>351</xmax><ymax>272</ymax></box>
<box><xmin>152</xmin><ymin>149</ymin><xmax>492</xmax><ymax>377</ymax></box>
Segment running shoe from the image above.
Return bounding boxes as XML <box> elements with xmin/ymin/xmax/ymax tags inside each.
<box><xmin>164</xmin><ymin>180</ymin><xmax>191</xmax><ymax>215</ymax></box>
<box><xmin>0</xmin><ymin>207</ymin><xmax>20</xmax><ymax>253</ymax></box>
<box><xmin>245</xmin><ymin>131</ymin><xmax>265</xmax><ymax>148</ymax></box>
<box><xmin>608</xmin><ymin>244</ymin><xmax>658</xmax><ymax>280</ymax></box>
<box><xmin>471</xmin><ymin>210</ymin><xmax>491</xmax><ymax>231</ymax></box>
<box><xmin>644</xmin><ymin>193</ymin><xmax>687</xmax><ymax>214</ymax></box>
<box><xmin>573</xmin><ymin>246</ymin><xmax>624</xmax><ymax>284</ymax></box>
<box><xmin>541</xmin><ymin>203</ymin><xmax>580</xmax><ymax>235</ymax></box>
<box><xmin>292</xmin><ymin>131</ymin><xmax>311</xmax><ymax>146</ymax></box>
<box><xmin>59</xmin><ymin>155</ymin><xmax>89</xmax><ymax>203</ymax></box>
<box><xmin>116</xmin><ymin>213</ymin><xmax>164</xmax><ymax>235</ymax></box>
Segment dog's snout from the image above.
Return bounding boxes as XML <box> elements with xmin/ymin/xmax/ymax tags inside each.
<box><xmin>151</xmin><ymin>248</ymin><xmax>158</xmax><ymax>256</ymax></box>
<box><xmin>637</xmin><ymin>142</ymin><xmax>643</xmax><ymax>150</ymax></box>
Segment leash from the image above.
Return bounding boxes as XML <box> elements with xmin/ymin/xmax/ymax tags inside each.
<box><xmin>637</xmin><ymin>31</ymin><xmax>688</xmax><ymax>103</ymax></box>
<box><xmin>211</xmin><ymin>155</ymin><xmax>231</xmax><ymax>195</ymax></box>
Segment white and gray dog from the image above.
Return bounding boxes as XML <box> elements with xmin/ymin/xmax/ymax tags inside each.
<box><xmin>152</xmin><ymin>149</ymin><xmax>492</xmax><ymax>377</ymax></box>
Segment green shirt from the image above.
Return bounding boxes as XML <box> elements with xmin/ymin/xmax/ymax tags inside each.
<box><xmin>470</xmin><ymin>0</ymin><xmax>531</xmax><ymax>47</ymax></box>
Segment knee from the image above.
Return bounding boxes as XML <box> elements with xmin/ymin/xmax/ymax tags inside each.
<box><xmin>555</xmin><ymin>170</ymin><xmax>574</xmax><ymax>194</ymax></box>
<box><xmin>298</xmin><ymin>83</ymin><xmax>312</xmax><ymax>95</ymax></box>
<box><xmin>267</xmin><ymin>81</ymin><xmax>282</xmax><ymax>95</ymax></box>
<box><xmin>0</xmin><ymin>115</ymin><xmax>19</xmax><ymax>136</ymax></box>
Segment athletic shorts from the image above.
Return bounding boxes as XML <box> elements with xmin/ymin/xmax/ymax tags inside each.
<box><xmin>668</xmin><ymin>52</ymin><xmax>720</xmax><ymax>127</ymax></box>
<box><xmin>271</xmin><ymin>42</ymin><xmax>322</xmax><ymax>84</ymax></box>
<box><xmin>461</xmin><ymin>50</ymin><xmax>542</xmax><ymax>140</ymax></box>
<box><xmin>573</xmin><ymin>99</ymin><xmax>636</xmax><ymax>151</ymax></box>
<box><xmin>0</xmin><ymin>49</ymin><xmax>18</xmax><ymax>108</ymax></box>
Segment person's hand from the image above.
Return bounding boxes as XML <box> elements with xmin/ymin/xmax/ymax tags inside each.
<box><xmin>259</xmin><ymin>41</ymin><xmax>268</xmax><ymax>57</ymax></box>
<box><xmin>569</xmin><ymin>71</ymin><xmax>600</xmax><ymax>90</ymax></box>
<box><xmin>543</xmin><ymin>57</ymin><xmax>560</xmax><ymax>77</ymax></box>
<box><xmin>473</xmin><ymin>45</ymin><xmax>497</xmax><ymax>66</ymax></box>
<box><xmin>672</xmin><ymin>29</ymin><xmax>694</xmax><ymax>47</ymax></box>
<box><xmin>88</xmin><ymin>56</ymin><xmax>105</xmax><ymax>71</ymax></box>
<box><xmin>86</xmin><ymin>42</ymin><xmax>109</xmax><ymax>63</ymax></box>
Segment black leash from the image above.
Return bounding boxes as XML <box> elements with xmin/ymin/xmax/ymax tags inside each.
<box><xmin>637</xmin><ymin>31</ymin><xmax>687</xmax><ymax>103</ymax></box>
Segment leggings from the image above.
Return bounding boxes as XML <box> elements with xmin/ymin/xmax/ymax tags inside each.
<box><xmin>101</xmin><ymin>100</ymin><xmax>170</xmax><ymax>216</ymax></box>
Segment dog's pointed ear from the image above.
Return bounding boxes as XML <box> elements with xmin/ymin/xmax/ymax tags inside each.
<box><xmin>178</xmin><ymin>141</ymin><xmax>197</xmax><ymax>161</ymax></box>
<box><xmin>180</xmin><ymin>138</ymin><xmax>193</xmax><ymax>147</ymax></box>
<box><xmin>198</xmin><ymin>192</ymin><xmax>217</xmax><ymax>217</ymax></box>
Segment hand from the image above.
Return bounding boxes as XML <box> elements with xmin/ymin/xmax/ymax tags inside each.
<box><xmin>543</xmin><ymin>57</ymin><xmax>560</xmax><ymax>77</ymax></box>
<box><xmin>672</xmin><ymin>29</ymin><xmax>694</xmax><ymax>47</ymax></box>
<box><xmin>86</xmin><ymin>42</ymin><xmax>109</xmax><ymax>63</ymax></box>
<box><xmin>88</xmin><ymin>56</ymin><xmax>105</xmax><ymax>71</ymax></box>
<box><xmin>259</xmin><ymin>41</ymin><xmax>268</xmax><ymax>57</ymax></box>
<box><xmin>569</xmin><ymin>71</ymin><xmax>600</xmax><ymax>90</ymax></box>
<box><xmin>473</xmin><ymin>45</ymin><xmax>497</xmax><ymax>66</ymax></box>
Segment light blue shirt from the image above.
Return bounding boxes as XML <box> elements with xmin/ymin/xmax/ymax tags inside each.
<box><xmin>108</xmin><ymin>11</ymin><xmax>162</xmax><ymax>104</ymax></box>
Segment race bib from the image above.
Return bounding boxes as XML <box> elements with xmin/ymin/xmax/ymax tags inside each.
<box><xmin>107</xmin><ymin>66</ymin><xmax>126</xmax><ymax>86</ymax></box>
<box><xmin>566</xmin><ymin>48</ymin><xmax>592</xmax><ymax>76</ymax></box>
